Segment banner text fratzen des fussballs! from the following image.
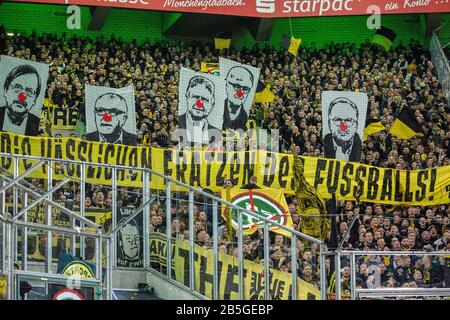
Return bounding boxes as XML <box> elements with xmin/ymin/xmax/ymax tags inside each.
<box><xmin>1</xmin><ymin>132</ymin><xmax>449</xmax><ymax>206</ymax></box>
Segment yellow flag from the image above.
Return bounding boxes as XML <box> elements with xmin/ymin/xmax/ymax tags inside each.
<box><xmin>215</xmin><ymin>38</ymin><xmax>231</xmax><ymax>50</ymax></box>
<box><xmin>288</xmin><ymin>37</ymin><xmax>302</xmax><ymax>56</ymax></box>
<box><xmin>293</xmin><ymin>154</ymin><xmax>330</xmax><ymax>241</ymax></box>
<box><xmin>142</xmin><ymin>134</ymin><xmax>148</xmax><ymax>146</ymax></box>
<box><xmin>254</xmin><ymin>84</ymin><xmax>276</xmax><ymax>103</ymax></box>
<box><xmin>364</xmin><ymin>119</ymin><xmax>385</xmax><ymax>141</ymax></box>
<box><xmin>214</xmin><ymin>32</ymin><xmax>232</xmax><ymax>50</ymax></box>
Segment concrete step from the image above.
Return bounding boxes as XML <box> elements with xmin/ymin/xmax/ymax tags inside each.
<box><xmin>112</xmin><ymin>268</ymin><xmax>202</xmax><ymax>300</ymax></box>
<box><xmin>112</xmin><ymin>289</ymin><xmax>163</xmax><ymax>300</ymax></box>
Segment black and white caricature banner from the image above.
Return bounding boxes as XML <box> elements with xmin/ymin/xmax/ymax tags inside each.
<box><xmin>322</xmin><ymin>91</ymin><xmax>368</xmax><ymax>163</ymax></box>
<box><xmin>219</xmin><ymin>58</ymin><xmax>260</xmax><ymax>131</ymax></box>
<box><xmin>178</xmin><ymin>67</ymin><xmax>225</xmax><ymax>145</ymax></box>
<box><xmin>85</xmin><ymin>85</ymin><xmax>137</xmax><ymax>145</ymax></box>
<box><xmin>0</xmin><ymin>55</ymin><xmax>49</xmax><ymax>136</ymax></box>
<box><xmin>116</xmin><ymin>206</ymin><xmax>144</xmax><ymax>268</ymax></box>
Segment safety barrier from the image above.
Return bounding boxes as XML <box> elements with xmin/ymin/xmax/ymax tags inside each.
<box><xmin>340</xmin><ymin>251</ymin><xmax>450</xmax><ymax>300</ymax></box>
<box><xmin>0</xmin><ymin>152</ymin><xmax>326</xmax><ymax>300</ymax></box>
<box><xmin>431</xmin><ymin>32</ymin><xmax>450</xmax><ymax>106</ymax></box>
<box><xmin>2</xmin><ymin>152</ymin><xmax>448</xmax><ymax>300</ymax></box>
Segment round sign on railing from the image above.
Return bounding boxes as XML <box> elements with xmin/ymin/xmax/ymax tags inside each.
<box><xmin>52</xmin><ymin>289</ymin><xmax>85</xmax><ymax>300</ymax></box>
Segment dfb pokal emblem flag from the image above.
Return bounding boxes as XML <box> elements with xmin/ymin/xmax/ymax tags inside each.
<box><xmin>85</xmin><ymin>85</ymin><xmax>137</xmax><ymax>145</ymax></box>
<box><xmin>177</xmin><ymin>67</ymin><xmax>226</xmax><ymax>145</ymax></box>
<box><xmin>321</xmin><ymin>91</ymin><xmax>368</xmax><ymax>162</ymax></box>
<box><xmin>0</xmin><ymin>55</ymin><xmax>49</xmax><ymax>136</ymax></box>
<box><xmin>221</xmin><ymin>188</ymin><xmax>294</xmax><ymax>238</ymax></box>
<box><xmin>219</xmin><ymin>58</ymin><xmax>260</xmax><ymax>131</ymax></box>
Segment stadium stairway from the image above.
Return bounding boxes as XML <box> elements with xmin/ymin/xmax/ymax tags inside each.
<box><xmin>110</xmin><ymin>269</ymin><xmax>200</xmax><ymax>300</ymax></box>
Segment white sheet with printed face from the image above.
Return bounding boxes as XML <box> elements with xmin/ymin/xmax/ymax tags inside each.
<box><xmin>322</xmin><ymin>91</ymin><xmax>368</xmax><ymax>160</ymax></box>
<box><xmin>0</xmin><ymin>55</ymin><xmax>49</xmax><ymax>135</ymax></box>
<box><xmin>178</xmin><ymin>67</ymin><xmax>226</xmax><ymax>144</ymax></box>
<box><xmin>219</xmin><ymin>58</ymin><xmax>260</xmax><ymax>130</ymax></box>
<box><xmin>85</xmin><ymin>84</ymin><xmax>137</xmax><ymax>142</ymax></box>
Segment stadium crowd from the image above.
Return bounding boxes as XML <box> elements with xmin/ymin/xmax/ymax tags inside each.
<box><xmin>1</xmin><ymin>25</ymin><xmax>449</xmax><ymax>294</ymax></box>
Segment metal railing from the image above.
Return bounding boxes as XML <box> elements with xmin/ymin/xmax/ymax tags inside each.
<box><xmin>431</xmin><ymin>32</ymin><xmax>450</xmax><ymax>106</ymax></box>
<box><xmin>3</xmin><ymin>152</ymin><xmax>448</xmax><ymax>300</ymax></box>
<box><xmin>0</xmin><ymin>158</ymin><xmax>111</xmax><ymax>300</ymax></box>
<box><xmin>339</xmin><ymin>250</ymin><xmax>450</xmax><ymax>300</ymax></box>
<box><xmin>0</xmin><ymin>152</ymin><xmax>326</xmax><ymax>300</ymax></box>
<box><xmin>357</xmin><ymin>288</ymin><xmax>450</xmax><ymax>299</ymax></box>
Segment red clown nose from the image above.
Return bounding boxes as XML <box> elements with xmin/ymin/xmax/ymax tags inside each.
<box><xmin>195</xmin><ymin>98</ymin><xmax>204</xmax><ymax>109</ymax></box>
<box><xmin>339</xmin><ymin>122</ymin><xmax>348</xmax><ymax>132</ymax></box>
<box><xmin>235</xmin><ymin>88</ymin><xmax>244</xmax><ymax>98</ymax></box>
<box><xmin>102</xmin><ymin>113</ymin><xmax>112</xmax><ymax>122</ymax></box>
<box><xmin>18</xmin><ymin>92</ymin><xmax>27</xmax><ymax>104</ymax></box>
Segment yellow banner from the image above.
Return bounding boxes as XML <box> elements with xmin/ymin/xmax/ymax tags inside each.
<box><xmin>200</xmin><ymin>62</ymin><xmax>219</xmax><ymax>75</ymax></box>
<box><xmin>52</xmin><ymin>107</ymin><xmax>78</xmax><ymax>130</ymax></box>
<box><xmin>149</xmin><ymin>232</ymin><xmax>320</xmax><ymax>300</ymax></box>
<box><xmin>1</xmin><ymin>132</ymin><xmax>449</xmax><ymax>206</ymax></box>
<box><xmin>0</xmin><ymin>275</ymin><xmax>5</xmax><ymax>300</ymax></box>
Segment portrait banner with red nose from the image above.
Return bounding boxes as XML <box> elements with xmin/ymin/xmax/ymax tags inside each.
<box><xmin>116</xmin><ymin>205</ymin><xmax>144</xmax><ymax>268</ymax></box>
<box><xmin>219</xmin><ymin>58</ymin><xmax>260</xmax><ymax>131</ymax></box>
<box><xmin>85</xmin><ymin>85</ymin><xmax>137</xmax><ymax>145</ymax></box>
<box><xmin>177</xmin><ymin>67</ymin><xmax>226</xmax><ymax>145</ymax></box>
<box><xmin>322</xmin><ymin>91</ymin><xmax>368</xmax><ymax>163</ymax></box>
<box><xmin>0</xmin><ymin>55</ymin><xmax>49</xmax><ymax>136</ymax></box>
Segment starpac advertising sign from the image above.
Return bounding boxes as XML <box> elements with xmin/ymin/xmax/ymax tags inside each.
<box><xmin>9</xmin><ymin>0</ymin><xmax>450</xmax><ymax>18</ymax></box>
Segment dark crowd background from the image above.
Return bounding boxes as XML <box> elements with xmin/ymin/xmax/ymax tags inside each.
<box><xmin>1</xmin><ymin>25</ymin><xmax>449</xmax><ymax>295</ymax></box>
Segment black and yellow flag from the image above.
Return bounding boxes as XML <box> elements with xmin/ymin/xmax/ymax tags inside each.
<box><xmin>288</xmin><ymin>36</ymin><xmax>302</xmax><ymax>57</ymax></box>
<box><xmin>293</xmin><ymin>153</ymin><xmax>330</xmax><ymax>241</ymax></box>
<box><xmin>389</xmin><ymin>107</ymin><xmax>425</xmax><ymax>140</ymax></box>
<box><xmin>142</xmin><ymin>133</ymin><xmax>148</xmax><ymax>146</ymax></box>
<box><xmin>254</xmin><ymin>80</ymin><xmax>275</xmax><ymax>103</ymax></box>
<box><xmin>372</xmin><ymin>27</ymin><xmax>397</xmax><ymax>51</ymax></box>
<box><xmin>364</xmin><ymin>118</ymin><xmax>385</xmax><ymax>141</ymax></box>
<box><xmin>214</xmin><ymin>31</ymin><xmax>232</xmax><ymax>50</ymax></box>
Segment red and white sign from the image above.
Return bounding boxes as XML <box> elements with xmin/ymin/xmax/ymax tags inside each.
<box><xmin>7</xmin><ymin>0</ymin><xmax>450</xmax><ymax>18</ymax></box>
<box><xmin>52</xmin><ymin>289</ymin><xmax>85</xmax><ymax>300</ymax></box>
